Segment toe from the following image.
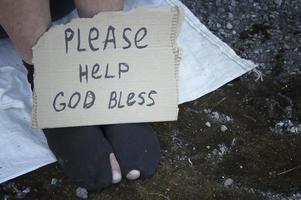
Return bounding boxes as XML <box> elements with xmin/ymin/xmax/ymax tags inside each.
<box><xmin>110</xmin><ymin>153</ymin><xmax>122</xmax><ymax>183</ymax></box>
<box><xmin>126</xmin><ymin>170</ymin><xmax>140</xmax><ymax>180</ymax></box>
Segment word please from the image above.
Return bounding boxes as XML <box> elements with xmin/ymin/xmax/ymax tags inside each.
<box><xmin>65</xmin><ymin>25</ymin><xmax>148</xmax><ymax>53</ymax></box>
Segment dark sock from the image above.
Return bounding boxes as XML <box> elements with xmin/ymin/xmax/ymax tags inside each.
<box><xmin>23</xmin><ymin>62</ymin><xmax>113</xmax><ymax>190</ymax></box>
<box><xmin>44</xmin><ymin>126</ymin><xmax>113</xmax><ymax>190</ymax></box>
<box><xmin>102</xmin><ymin>123</ymin><xmax>160</xmax><ymax>178</ymax></box>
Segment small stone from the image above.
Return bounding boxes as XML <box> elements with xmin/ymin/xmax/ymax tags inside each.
<box><xmin>226</xmin><ymin>22</ymin><xmax>233</xmax><ymax>29</ymax></box>
<box><xmin>51</xmin><ymin>178</ymin><xmax>62</xmax><ymax>185</ymax></box>
<box><xmin>274</xmin><ymin>0</ymin><xmax>282</xmax><ymax>6</ymax></box>
<box><xmin>226</xmin><ymin>116</ymin><xmax>232</xmax><ymax>122</ymax></box>
<box><xmin>76</xmin><ymin>187</ymin><xmax>88</xmax><ymax>199</ymax></box>
<box><xmin>203</xmin><ymin>108</ymin><xmax>211</xmax><ymax>114</ymax></box>
<box><xmin>51</xmin><ymin>178</ymin><xmax>58</xmax><ymax>185</ymax></box>
<box><xmin>287</xmin><ymin>120</ymin><xmax>294</xmax><ymax>127</ymax></box>
<box><xmin>290</xmin><ymin>126</ymin><xmax>298</xmax><ymax>133</ymax></box>
<box><xmin>285</xmin><ymin>106</ymin><xmax>293</xmax><ymax>118</ymax></box>
<box><xmin>206</xmin><ymin>145</ymin><xmax>211</xmax><ymax>149</ymax></box>
<box><xmin>205</xmin><ymin>122</ymin><xmax>211</xmax><ymax>127</ymax></box>
<box><xmin>224</xmin><ymin>178</ymin><xmax>234</xmax><ymax>187</ymax></box>
<box><xmin>22</xmin><ymin>187</ymin><xmax>31</xmax><ymax>194</ymax></box>
<box><xmin>221</xmin><ymin>125</ymin><xmax>228</xmax><ymax>132</ymax></box>
<box><xmin>15</xmin><ymin>187</ymin><xmax>31</xmax><ymax>199</ymax></box>
<box><xmin>276</xmin><ymin>121</ymin><xmax>284</xmax><ymax>127</ymax></box>
<box><xmin>212</xmin><ymin>149</ymin><xmax>219</xmax><ymax>155</ymax></box>
<box><xmin>212</xmin><ymin>112</ymin><xmax>220</xmax><ymax>120</ymax></box>
<box><xmin>231</xmin><ymin>138</ymin><xmax>236</xmax><ymax>146</ymax></box>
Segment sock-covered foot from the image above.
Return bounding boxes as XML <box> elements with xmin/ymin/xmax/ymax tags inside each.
<box><xmin>23</xmin><ymin>62</ymin><xmax>122</xmax><ymax>190</ymax></box>
<box><xmin>44</xmin><ymin>126</ymin><xmax>116</xmax><ymax>190</ymax></box>
<box><xmin>102</xmin><ymin>123</ymin><xmax>160</xmax><ymax>180</ymax></box>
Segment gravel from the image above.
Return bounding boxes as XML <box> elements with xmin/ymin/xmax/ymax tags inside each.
<box><xmin>182</xmin><ymin>0</ymin><xmax>301</xmax><ymax>75</ymax></box>
<box><xmin>75</xmin><ymin>187</ymin><xmax>88</xmax><ymax>199</ymax></box>
<box><xmin>220</xmin><ymin>125</ymin><xmax>228</xmax><ymax>132</ymax></box>
<box><xmin>224</xmin><ymin>178</ymin><xmax>234</xmax><ymax>187</ymax></box>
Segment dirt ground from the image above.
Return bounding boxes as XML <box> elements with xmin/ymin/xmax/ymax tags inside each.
<box><xmin>1</xmin><ymin>0</ymin><xmax>300</xmax><ymax>199</ymax></box>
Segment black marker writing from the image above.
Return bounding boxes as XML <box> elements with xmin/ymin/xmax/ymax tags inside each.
<box><xmin>65</xmin><ymin>28</ymin><xmax>74</xmax><ymax>54</ymax></box>
<box><xmin>77</xmin><ymin>28</ymin><xmax>86</xmax><ymax>52</ymax></box>
<box><xmin>53</xmin><ymin>91</ymin><xmax>96</xmax><ymax>112</ymax></box>
<box><xmin>122</xmin><ymin>27</ymin><xmax>132</xmax><ymax>49</ymax></box>
<box><xmin>108</xmin><ymin>90</ymin><xmax>158</xmax><ymax>109</ymax></box>
<box><xmin>135</xmin><ymin>27</ymin><xmax>148</xmax><ymax>49</ymax></box>
<box><xmin>103</xmin><ymin>25</ymin><xmax>116</xmax><ymax>50</ymax></box>
<box><xmin>53</xmin><ymin>92</ymin><xmax>66</xmax><ymax>112</ymax></box>
<box><xmin>88</xmin><ymin>27</ymin><xmax>100</xmax><ymax>51</ymax></box>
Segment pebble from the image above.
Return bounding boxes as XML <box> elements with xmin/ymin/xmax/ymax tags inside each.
<box><xmin>285</xmin><ymin>106</ymin><xmax>293</xmax><ymax>118</ymax></box>
<box><xmin>224</xmin><ymin>178</ymin><xmax>234</xmax><ymax>187</ymax></box>
<box><xmin>76</xmin><ymin>187</ymin><xmax>88</xmax><ymax>199</ymax></box>
<box><xmin>51</xmin><ymin>178</ymin><xmax>58</xmax><ymax>185</ymax></box>
<box><xmin>15</xmin><ymin>187</ymin><xmax>31</xmax><ymax>199</ymax></box>
<box><xmin>221</xmin><ymin>125</ymin><xmax>228</xmax><ymax>132</ymax></box>
<box><xmin>274</xmin><ymin>0</ymin><xmax>282</xmax><ymax>6</ymax></box>
<box><xmin>231</xmin><ymin>138</ymin><xmax>236</xmax><ymax>146</ymax></box>
<box><xmin>228</xmin><ymin>12</ymin><xmax>234</xmax><ymax>19</ymax></box>
<box><xmin>226</xmin><ymin>116</ymin><xmax>232</xmax><ymax>122</ymax></box>
<box><xmin>289</xmin><ymin>126</ymin><xmax>298</xmax><ymax>133</ymax></box>
<box><xmin>226</xmin><ymin>22</ymin><xmax>233</xmax><ymax>29</ymax></box>
<box><xmin>205</xmin><ymin>122</ymin><xmax>211</xmax><ymax>127</ymax></box>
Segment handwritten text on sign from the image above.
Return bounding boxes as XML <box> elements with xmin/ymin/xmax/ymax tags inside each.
<box><xmin>32</xmin><ymin>7</ymin><xmax>182</xmax><ymax>128</ymax></box>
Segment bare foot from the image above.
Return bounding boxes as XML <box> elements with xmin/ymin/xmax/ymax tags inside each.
<box><xmin>126</xmin><ymin>170</ymin><xmax>141</xmax><ymax>180</ymax></box>
<box><xmin>109</xmin><ymin>153</ymin><xmax>122</xmax><ymax>183</ymax></box>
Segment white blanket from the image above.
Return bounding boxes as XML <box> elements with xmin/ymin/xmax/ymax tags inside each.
<box><xmin>0</xmin><ymin>0</ymin><xmax>256</xmax><ymax>183</ymax></box>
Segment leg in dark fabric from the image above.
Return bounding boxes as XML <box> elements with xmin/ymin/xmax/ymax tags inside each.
<box><xmin>102</xmin><ymin>123</ymin><xmax>160</xmax><ymax>179</ymax></box>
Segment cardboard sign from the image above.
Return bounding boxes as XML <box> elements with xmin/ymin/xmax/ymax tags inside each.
<box><xmin>31</xmin><ymin>7</ymin><xmax>182</xmax><ymax>128</ymax></box>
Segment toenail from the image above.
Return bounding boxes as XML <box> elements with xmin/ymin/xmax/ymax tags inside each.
<box><xmin>126</xmin><ymin>170</ymin><xmax>140</xmax><ymax>180</ymax></box>
<box><xmin>112</xmin><ymin>170</ymin><xmax>122</xmax><ymax>183</ymax></box>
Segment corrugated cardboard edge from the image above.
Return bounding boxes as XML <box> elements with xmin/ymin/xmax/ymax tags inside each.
<box><xmin>31</xmin><ymin>6</ymin><xmax>183</xmax><ymax>128</ymax></box>
<box><xmin>170</xmin><ymin>6</ymin><xmax>183</xmax><ymax>119</ymax></box>
<box><xmin>31</xmin><ymin>91</ymin><xmax>39</xmax><ymax>128</ymax></box>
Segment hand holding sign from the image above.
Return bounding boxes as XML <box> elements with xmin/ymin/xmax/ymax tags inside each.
<box><xmin>32</xmin><ymin>7</ymin><xmax>182</xmax><ymax>128</ymax></box>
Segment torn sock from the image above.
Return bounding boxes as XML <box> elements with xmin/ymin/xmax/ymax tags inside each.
<box><xmin>44</xmin><ymin>126</ymin><xmax>113</xmax><ymax>190</ymax></box>
<box><xmin>23</xmin><ymin>62</ymin><xmax>114</xmax><ymax>190</ymax></box>
<box><xmin>102</xmin><ymin>123</ymin><xmax>160</xmax><ymax>178</ymax></box>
